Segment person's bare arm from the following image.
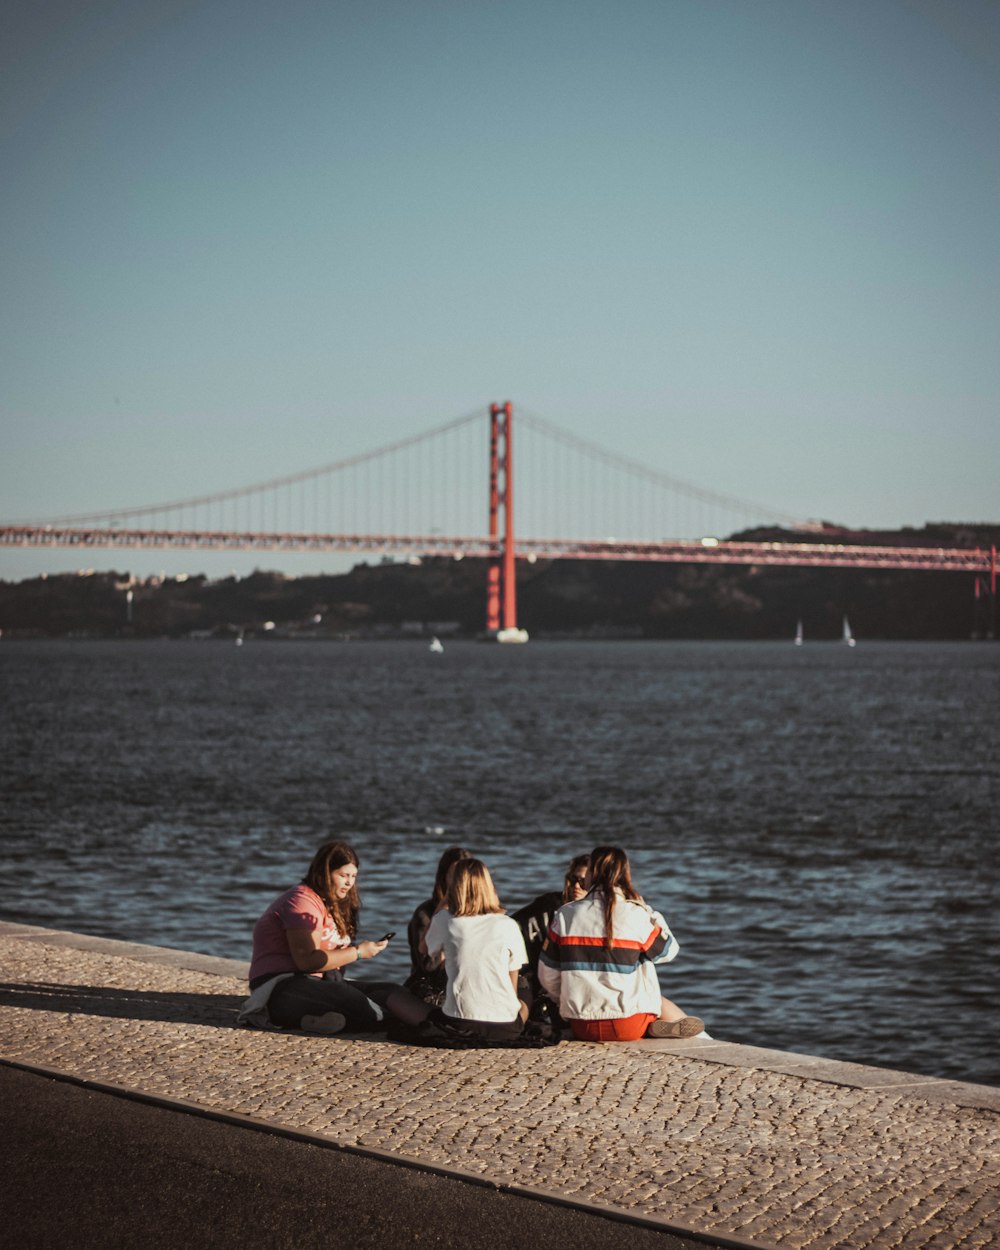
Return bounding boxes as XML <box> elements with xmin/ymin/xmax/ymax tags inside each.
<box><xmin>510</xmin><ymin>969</ymin><xmax>529</xmax><ymax>1023</ymax></box>
<box><xmin>285</xmin><ymin>928</ymin><xmax>387</xmax><ymax>972</ymax></box>
<box><xmin>417</xmin><ymin>911</ymin><xmax>445</xmax><ymax>970</ymax></box>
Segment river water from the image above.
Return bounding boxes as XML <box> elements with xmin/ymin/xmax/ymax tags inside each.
<box><xmin>1</xmin><ymin>638</ymin><xmax>997</xmax><ymax>1085</ymax></box>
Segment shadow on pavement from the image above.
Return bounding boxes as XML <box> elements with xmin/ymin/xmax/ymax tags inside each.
<box><xmin>0</xmin><ymin>981</ymin><xmax>243</xmax><ymax>1027</ymax></box>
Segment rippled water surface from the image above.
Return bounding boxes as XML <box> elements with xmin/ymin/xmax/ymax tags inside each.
<box><xmin>2</xmin><ymin>639</ymin><xmax>997</xmax><ymax>1085</ymax></box>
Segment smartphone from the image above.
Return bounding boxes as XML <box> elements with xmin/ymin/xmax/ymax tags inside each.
<box><xmin>378</xmin><ymin>931</ymin><xmax>396</xmax><ymax>942</ymax></box>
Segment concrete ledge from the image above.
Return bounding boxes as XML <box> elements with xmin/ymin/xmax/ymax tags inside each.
<box><xmin>0</xmin><ymin>920</ymin><xmax>250</xmax><ymax>980</ymax></box>
<box><xmin>630</xmin><ymin>1037</ymin><xmax>1000</xmax><ymax>1112</ymax></box>
<box><xmin>2</xmin><ymin>921</ymin><xmax>998</xmax><ymax>1250</ymax></box>
<box><xmin>8</xmin><ymin>924</ymin><xmax>990</xmax><ymax>1109</ymax></box>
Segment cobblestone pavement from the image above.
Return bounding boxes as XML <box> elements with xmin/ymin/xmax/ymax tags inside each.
<box><xmin>2</xmin><ymin>924</ymin><xmax>998</xmax><ymax>1250</ymax></box>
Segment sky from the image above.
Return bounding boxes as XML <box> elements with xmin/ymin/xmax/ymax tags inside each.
<box><xmin>2</xmin><ymin>0</ymin><xmax>997</xmax><ymax>581</ymax></box>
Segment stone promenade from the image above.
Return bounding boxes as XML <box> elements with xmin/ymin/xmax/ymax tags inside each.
<box><xmin>1</xmin><ymin>921</ymin><xmax>997</xmax><ymax>1250</ymax></box>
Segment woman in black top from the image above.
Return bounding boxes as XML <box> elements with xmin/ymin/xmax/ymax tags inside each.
<box><xmin>404</xmin><ymin>845</ymin><xmax>472</xmax><ymax>1005</ymax></box>
<box><xmin>511</xmin><ymin>854</ymin><xmax>590</xmax><ymax>1000</ymax></box>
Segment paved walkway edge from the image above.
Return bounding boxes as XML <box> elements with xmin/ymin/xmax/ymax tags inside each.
<box><xmin>4</xmin><ymin>921</ymin><xmax>996</xmax><ymax>1111</ymax></box>
<box><xmin>1</xmin><ymin>1054</ymin><xmax>777</xmax><ymax>1250</ymax></box>
<box><xmin>3</xmin><ymin>922</ymin><xmax>999</xmax><ymax>1250</ymax></box>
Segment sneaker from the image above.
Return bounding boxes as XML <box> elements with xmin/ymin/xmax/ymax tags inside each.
<box><xmin>300</xmin><ymin>1011</ymin><xmax>347</xmax><ymax>1035</ymax></box>
<box><xmin>646</xmin><ymin>1016</ymin><xmax>705</xmax><ymax>1039</ymax></box>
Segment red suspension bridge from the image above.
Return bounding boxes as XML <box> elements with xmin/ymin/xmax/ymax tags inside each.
<box><xmin>2</xmin><ymin>402</ymin><xmax>994</xmax><ymax>640</ymax></box>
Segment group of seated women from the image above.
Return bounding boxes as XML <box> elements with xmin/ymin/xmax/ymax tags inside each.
<box><xmin>240</xmin><ymin>839</ymin><xmax>705</xmax><ymax>1044</ymax></box>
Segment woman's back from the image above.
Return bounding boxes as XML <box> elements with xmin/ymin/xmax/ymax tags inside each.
<box><xmin>426</xmin><ymin>911</ymin><xmax>526</xmax><ymax>1023</ymax></box>
<box><xmin>539</xmin><ymin>890</ymin><xmax>677</xmax><ymax>1020</ymax></box>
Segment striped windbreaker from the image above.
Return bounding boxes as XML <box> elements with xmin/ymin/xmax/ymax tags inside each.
<box><xmin>537</xmin><ymin>890</ymin><xmax>679</xmax><ymax>1021</ymax></box>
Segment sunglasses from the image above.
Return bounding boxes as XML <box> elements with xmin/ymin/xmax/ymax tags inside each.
<box><xmin>568</xmin><ymin>874</ymin><xmax>588</xmax><ymax>888</ymax></box>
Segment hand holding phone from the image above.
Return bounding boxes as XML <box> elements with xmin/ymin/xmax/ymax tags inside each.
<box><xmin>377</xmin><ymin>932</ymin><xmax>396</xmax><ymax>943</ymax></box>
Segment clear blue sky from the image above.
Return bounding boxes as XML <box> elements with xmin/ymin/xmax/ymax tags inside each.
<box><xmin>2</xmin><ymin>0</ymin><xmax>997</xmax><ymax>580</ymax></box>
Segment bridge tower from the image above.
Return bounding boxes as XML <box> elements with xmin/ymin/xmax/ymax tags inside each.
<box><xmin>486</xmin><ymin>402</ymin><xmax>528</xmax><ymax>643</ymax></box>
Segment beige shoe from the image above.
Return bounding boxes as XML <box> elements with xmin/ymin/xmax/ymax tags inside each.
<box><xmin>300</xmin><ymin>1011</ymin><xmax>347</xmax><ymax>1035</ymax></box>
<box><xmin>646</xmin><ymin>1016</ymin><xmax>704</xmax><ymax>1039</ymax></box>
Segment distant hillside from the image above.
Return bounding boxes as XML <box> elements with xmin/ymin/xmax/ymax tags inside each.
<box><xmin>1</xmin><ymin>523</ymin><xmax>996</xmax><ymax>640</ymax></box>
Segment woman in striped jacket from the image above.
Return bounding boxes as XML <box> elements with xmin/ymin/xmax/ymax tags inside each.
<box><xmin>538</xmin><ymin>846</ymin><xmax>705</xmax><ymax>1042</ymax></box>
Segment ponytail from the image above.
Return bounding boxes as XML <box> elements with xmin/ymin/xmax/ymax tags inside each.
<box><xmin>588</xmin><ymin>846</ymin><xmax>641</xmax><ymax>951</ymax></box>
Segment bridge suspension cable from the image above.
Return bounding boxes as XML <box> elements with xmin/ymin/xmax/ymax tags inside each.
<box><xmin>18</xmin><ymin>407</ymin><xmax>486</xmax><ymax>527</ymax></box>
<box><xmin>516</xmin><ymin>406</ymin><xmax>803</xmax><ymax>536</ymax></box>
<box><xmin>3</xmin><ymin>402</ymin><xmax>992</xmax><ymax>589</ymax></box>
<box><xmin>8</xmin><ymin>404</ymin><xmax>805</xmax><ymax>541</ymax></box>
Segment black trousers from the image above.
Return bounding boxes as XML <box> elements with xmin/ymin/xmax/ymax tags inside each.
<box><xmin>260</xmin><ymin>971</ymin><xmax>400</xmax><ymax>1031</ymax></box>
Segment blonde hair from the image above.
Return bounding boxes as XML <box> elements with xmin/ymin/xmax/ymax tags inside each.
<box><xmin>447</xmin><ymin>858</ymin><xmax>504</xmax><ymax>917</ymax></box>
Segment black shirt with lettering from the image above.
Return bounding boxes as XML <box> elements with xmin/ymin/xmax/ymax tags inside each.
<box><xmin>511</xmin><ymin>891</ymin><xmax>563</xmax><ymax>992</ymax></box>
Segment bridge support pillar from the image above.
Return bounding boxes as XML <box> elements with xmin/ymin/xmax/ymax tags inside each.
<box><xmin>487</xmin><ymin>402</ymin><xmax>528</xmax><ymax>643</ymax></box>
<box><xmin>486</xmin><ymin>406</ymin><xmax>501</xmax><ymax>633</ymax></box>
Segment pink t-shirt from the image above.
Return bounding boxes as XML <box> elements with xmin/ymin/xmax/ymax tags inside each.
<box><xmin>249</xmin><ymin>883</ymin><xmax>349</xmax><ymax>984</ymax></box>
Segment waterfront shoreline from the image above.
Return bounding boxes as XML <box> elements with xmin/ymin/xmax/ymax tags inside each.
<box><xmin>3</xmin><ymin>639</ymin><xmax>998</xmax><ymax>1087</ymax></box>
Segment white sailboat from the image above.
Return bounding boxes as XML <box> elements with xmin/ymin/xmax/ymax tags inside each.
<box><xmin>842</xmin><ymin>616</ymin><xmax>856</xmax><ymax>647</ymax></box>
<box><xmin>794</xmin><ymin>620</ymin><xmax>803</xmax><ymax>646</ymax></box>
<box><xmin>428</xmin><ymin>636</ymin><xmax>444</xmax><ymax>654</ymax></box>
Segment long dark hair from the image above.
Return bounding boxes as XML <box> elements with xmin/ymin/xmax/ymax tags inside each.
<box><xmin>303</xmin><ymin>840</ymin><xmax>360</xmax><ymax>940</ymax></box>
<box><xmin>432</xmin><ymin>846</ymin><xmax>472</xmax><ymax>908</ymax></box>
<box><xmin>589</xmin><ymin>846</ymin><xmax>641</xmax><ymax>950</ymax></box>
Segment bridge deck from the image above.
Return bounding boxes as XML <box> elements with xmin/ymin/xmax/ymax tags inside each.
<box><xmin>1</xmin><ymin>524</ymin><xmax>993</xmax><ymax>573</ymax></box>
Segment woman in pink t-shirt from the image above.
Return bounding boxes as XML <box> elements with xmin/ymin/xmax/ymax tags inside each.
<box><xmin>247</xmin><ymin>840</ymin><xmax>432</xmax><ymax>1035</ymax></box>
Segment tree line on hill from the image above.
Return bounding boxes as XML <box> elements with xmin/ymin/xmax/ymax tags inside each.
<box><xmin>1</xmin><ymin>523</ymin><xmax>996</xmax><ymax>641</ymax></box>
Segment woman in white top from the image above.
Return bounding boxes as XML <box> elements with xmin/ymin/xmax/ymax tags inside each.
<box><xmin>424</xmin><ymin>858</ymin><xmax>530</xmax><ymax>1042</ymax></box>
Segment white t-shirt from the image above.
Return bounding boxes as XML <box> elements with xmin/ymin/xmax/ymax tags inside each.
<box><xmin>424</xmin><ymin>910</ymin><xmax>527</xmax><ymax>1023</ymax></box>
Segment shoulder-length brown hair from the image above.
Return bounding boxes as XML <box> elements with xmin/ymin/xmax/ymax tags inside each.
<box><xmin>432</xmin><ymin>846</ymin><xmax>472</xmax><ymax>908</ymax></box>
<box><xmin>446</xmin><ymin>858</ymin><xmax>504</xmax><ymax>917</ymax></box>
<box><xmin>588</xmin><ymin>846</ymin><xmax>641</xmax><ymax>949</ymax></box>
<box><xmin>303</xmin><ymin>840</ymin><xmax>360</xmax><ymax>940</ymax></box>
